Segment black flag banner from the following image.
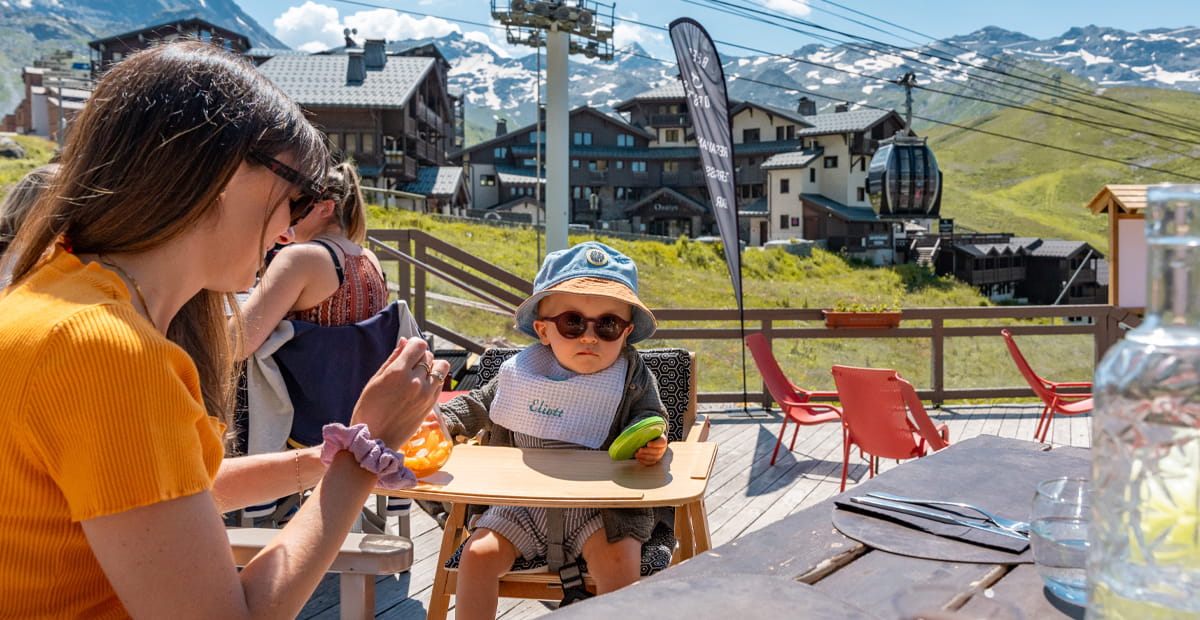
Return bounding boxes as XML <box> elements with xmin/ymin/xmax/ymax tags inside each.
<box><xmin>669</xmin><ymin>18</ymin><xmax>742</xmax><ymax>309</ymax></box>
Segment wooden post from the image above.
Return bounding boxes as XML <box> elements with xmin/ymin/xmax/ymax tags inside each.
<box><xmin>931</xmin><ymin>315</ymin><xmax>945</xmax><ymax>406</ymax></box>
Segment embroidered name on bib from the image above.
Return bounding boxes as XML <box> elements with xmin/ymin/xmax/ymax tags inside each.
<box><xmin>489</xmin><ymin>344</ymin><xmax>627</xmax><ymax>449</ymax></box>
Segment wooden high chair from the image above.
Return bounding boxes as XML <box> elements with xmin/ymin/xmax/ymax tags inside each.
<box><xmin>399</xmin><ymin>347</ymin><xmax>711</xmax><ymax>619</ymax></box>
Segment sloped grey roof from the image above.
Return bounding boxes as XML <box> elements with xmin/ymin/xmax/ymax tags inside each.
<box><xmin>495</xmin><ymin>165</ymin><xmax>544</xmax><ymax>185</ymax></box>
<box><xmin>731</xmin><ymin>101</ymin><xmax>815</xmax><ymax>128</ymax></box>
<box><xmin>761</xmin><ymin>147</ymin><xmax>823</xmax><ymax>170</ymax></box>
<box><xmin>454</xmin><ymin>107</ymin><xmax>656</xmax><ymax>158</ymax></box>
<box><xmin>795</xmin><ymin>108</ymin><xmax>895</xmax><ymax>136</ymax></box>
<box><xmin>400</xmin><ymin>166</ymin><xmax>463</xmax><ymax>196</ymax></box>
<box><xmin>491</xmin><ymin>195</ymin><xmax>542</xmax><ymax>211</ymax></box>
<box><xmin>614</xmin><ymin>81</ymin><xmax>686</xmax><ymax>108</ymax></box>
<box><xmin>246</xmin><ymin>47</ymin><xmax>308</xmax><ymax>58</ymax></box>
<box><xmin>739</xmin><ymin>196</ymin><xmax>768</xmax><ymax>215</ymax></box>
<box><xmin>954</xmin><ymin>242</ymin><xmax>1027</xmax><ymax>258</ymax></box>
<box><xmin>1011</xmin><ymin>237</ymin><xmax>1101</xmax><ymax>259</ymax></box>
<box><xmin>256</xmin><ymin>55</ymin><xmax>434</xmax><ymax>108</ymax></box>
<box><xmin>800</xmin><ymin>193</ymin><xmax>878</xmax><ymax>222</ymax></box>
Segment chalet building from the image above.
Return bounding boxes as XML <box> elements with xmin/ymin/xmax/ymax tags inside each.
<box><xmin>1012</xmin><ymin>238</ymin><xmax>1106</xmax><ymax>305</ymax></box>
<box><xmin>913</xmin><ymin>233</ymin><xmax>1105</xmax><ymax>303</ymax></box>
<box><xmin>88</xmin><ymin>17</ymin><xmax>251</xmax><ymax>78</ymax></box>
<box><xmin>0</xmin><ymin>51</ymin><xmax>90</xmax><ymax>138</ymax></box>
<box><xmin>754</xmin><ymin>99</ymin><xmax>909</xmax><ymax>263</ymax></box>
<box><xmin>5</xmin><ymin>18</ymin><xmax>253</xmax><ymax>138</ymax></box>
<box><xmin>398</xmin><ymin>166</ymin><xmax>470</xmax><ymax>213</ymax></box>
<box><xmin>256</xmin><ymin>39</ymin><xmax>455</xmax><ymax>190</ymax></box>
<box><xmin>452</xmin><ymin>85</ymin><xmax>903</xmax><ymax>244</ymax></box>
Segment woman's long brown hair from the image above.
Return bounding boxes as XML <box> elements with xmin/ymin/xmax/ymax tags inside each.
<box><xmin>5</xmin><ymin>41</ymin><xmax>328</xmax><ymax>435</ymax></box>
<box><xmin>325</xmin><ymin>161</ymin><xmax>368</xmax><ymax>244</ymax></box>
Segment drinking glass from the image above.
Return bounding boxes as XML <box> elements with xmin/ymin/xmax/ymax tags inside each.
<box><xmin>890</xmin><ymin>584</ymin><xmax>1024</xmax><ymax>620</ymax></box>
<box><xmin>1030</xmin><ymin>477</ymin><xmax>1090</xmax><ymax>606</ymax></box>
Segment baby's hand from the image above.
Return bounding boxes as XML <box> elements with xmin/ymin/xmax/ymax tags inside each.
<box><xmin>634</xmin><ymin>435</ymin><xmax>668</xmax><ymax>466</ymax></box>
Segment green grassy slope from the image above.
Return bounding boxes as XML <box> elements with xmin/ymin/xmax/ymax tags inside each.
<box><xmin>0</xmin><ymin>135</ymin><xmax>57</xmax><ymax>188</ymax></box>
<box><xmin>366</xmin><ymin>210</ymin><xmax>1097</xmax><ymax>396</ymax></box>
<box><xmin>924</xmin><ymin>86</ymin><xmax>1200</xmax><ymax>252</ymax></box>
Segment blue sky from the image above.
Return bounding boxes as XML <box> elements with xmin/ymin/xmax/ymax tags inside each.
<box><xmin>242</xmin><ymin>0</ymin><xmax>1196</xmax><ymax>60</ymax></box>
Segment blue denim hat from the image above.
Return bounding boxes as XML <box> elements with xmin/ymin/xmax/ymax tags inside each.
<box><xmin>514</xmin><ymin>241</ymin><xmax>657</xmax><ymax>343</ymax></box>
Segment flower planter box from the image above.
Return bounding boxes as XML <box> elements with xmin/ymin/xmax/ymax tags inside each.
<box><xmin>822</xmin><ymin>310</ymin><xmax>902</xmax><ymax>329</ymax></box>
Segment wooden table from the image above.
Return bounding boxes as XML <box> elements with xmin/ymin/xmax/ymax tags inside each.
<box><xmin>376</xmin><ymin>441</ymin><xmax>719</xmax><ymax>619</ymax></box>
<box><xmin>549</xmin><ymin>435</ymin><xmax>1089</xmax><ymax>619</ymax></box>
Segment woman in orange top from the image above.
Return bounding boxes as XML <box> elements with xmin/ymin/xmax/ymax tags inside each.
<box><xmin>0</xmin><ymin>41</ymin><xmax>447</xmax><ymax>619</ymax></box>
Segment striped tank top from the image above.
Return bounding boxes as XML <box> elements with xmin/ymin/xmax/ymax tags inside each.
<box><xmin>286</xmin><ymin>239</ymin><xmax>387</xmax><ymax>326</ymax></box>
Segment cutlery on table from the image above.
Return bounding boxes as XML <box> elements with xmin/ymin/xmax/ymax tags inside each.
<box><xmin>849</xmin><ymin>496</ymin><xmax>1030</xmax><ymax>541</ymax></box>
<box><xmin>864</xmin><ymin>491</ymin><xmax>1030</xmax><ymax>535</ymax></box>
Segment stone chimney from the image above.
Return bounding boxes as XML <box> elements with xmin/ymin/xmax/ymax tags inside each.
<box><xmin>364</xmin><ymin>39</ymin><xmax>386</xmax><ymax>69</ymax></box>
<box><xmin>347</xmin><ymin>51</ymin><xmax>366</xmax><ymax>83</ymax></box>
<box><xmin>834</xmin><ymin>102</ymin><xmax>849</xmax><ymax>113</ymax></box>
<box><xmin>495</xmin><ymin>119</ymin><xmax>508</xmax><ymax>137</ymax></box>
<box><xmin>796</xmin><ymin>96</ymin><xmax>816</xmax><ymax>116</ymax></box>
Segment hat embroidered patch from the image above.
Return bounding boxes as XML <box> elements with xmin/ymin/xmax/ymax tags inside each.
<box><xmin>585</xmin><ymin>247</ymin><xmax>609</xmax><ymax>267</ymax></box>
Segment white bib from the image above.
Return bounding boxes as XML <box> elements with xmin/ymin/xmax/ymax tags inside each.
<box><xmin>488</xmin><ymin>344</ymin><xmax>628</xmax><ymax>449</ymax></box>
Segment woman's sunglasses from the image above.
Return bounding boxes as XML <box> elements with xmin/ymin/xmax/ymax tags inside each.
<box><xmin>539</xmin><ymin>311</ymin><xmax>632</xmax><ymax>342</ymax></box>
<box><xmin>248</xmin><ymin>151</ymin><xmax>327</xmax><ymax>226</ymax></box>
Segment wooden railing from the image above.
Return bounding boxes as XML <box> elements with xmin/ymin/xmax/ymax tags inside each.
<box><xmin>367</xmin><ymin>228</ymin><xmax>1138</xmax><ymax>406</ymax></box>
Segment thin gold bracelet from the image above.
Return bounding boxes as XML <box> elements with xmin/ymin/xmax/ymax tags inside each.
<box><xmin>294</xmin><ymin>450</ymin><xmax>303</xmax><ymax>495</ymax></box>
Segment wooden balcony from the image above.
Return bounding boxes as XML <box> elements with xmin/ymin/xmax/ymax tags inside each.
<box><xmin>650</xmin><ymin>113</ymin><xmax>691</xmax><ymax>127</ymax></box>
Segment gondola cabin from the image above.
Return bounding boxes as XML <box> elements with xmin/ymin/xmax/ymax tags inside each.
<box><xmin>867</xmin><ymin>134</ymin><xmax>942</xmax><ymax>218</ymax></box>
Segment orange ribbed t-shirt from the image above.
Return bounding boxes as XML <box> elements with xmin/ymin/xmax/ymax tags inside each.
<box><xmin>0</xmin><ymin>247</ymin><xmax>224</xmax><ymax>619</ymax></box>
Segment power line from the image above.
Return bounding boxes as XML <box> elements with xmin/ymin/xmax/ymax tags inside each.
<box><xmin>684</xmin><ymin>0</ymin><xmax>1200</xmax><ymax>139</ymax></box>
<box><xmin>616</xmin><ymin>42</ymin><xmax>1200</xmax><ymax>181</ymax></box>
<box><xmin>308</xmin><ymin>0</ymin><xmax>1200</xmax><ymax>179</ymax></box>
<box><xmin>761</xmin><ymin>0</ymin><xmax>1200</xmax><ymax>132</ymax></box>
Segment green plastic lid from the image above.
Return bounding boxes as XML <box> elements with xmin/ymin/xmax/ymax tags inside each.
<box><xmin>608</xmin><ymin>416</ymin><xmax>666</xmax><ymax>460</ymax></box>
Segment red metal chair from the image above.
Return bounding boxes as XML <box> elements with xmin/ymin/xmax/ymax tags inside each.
<box><xmin>830</xmin><ymin>365</ymin><xmax>950</xmax><ymax>492</ymax></box>
<box><xmin>1001</xmin><ymin>328</ymin><xmax>1094</xmax><ymax>443</ymax></box>
<box><xmin>744</xmin><ymin>333</ymin><xmax>841</xmax><ymax>465</ymax></box>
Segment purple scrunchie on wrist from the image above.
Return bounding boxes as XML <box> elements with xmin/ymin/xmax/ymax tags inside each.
<box><xmin>321</xmin><ymin>423</ymin><xmax>418</xmax><ymax>490</ymax></box>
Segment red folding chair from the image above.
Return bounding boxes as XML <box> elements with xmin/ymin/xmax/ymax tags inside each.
<box><xmin>1001</xmin><ymin>329</ymin><xmax>1093</xmax><ymax>443</ymax></box>
<box><xmin>745</xmin><ymin>333</ymin><xmax>841</xmax><ymax>465</ymax></box>
<box><xmin>831</xmin><ymin>365</ymin><xmax>950</xmax><ymax>491</ymax></box>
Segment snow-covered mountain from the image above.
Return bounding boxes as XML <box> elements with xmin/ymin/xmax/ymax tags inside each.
<box><xmin>430</xmin><ymin>24</ymin><xmax>1200</xmax><ymax>139</ymax></box>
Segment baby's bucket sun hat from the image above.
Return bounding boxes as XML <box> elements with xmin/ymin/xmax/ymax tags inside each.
<box><xmin>514</xmin><ymin>241</ymin><xmax>657</xmax><ymax>344</ymax></box>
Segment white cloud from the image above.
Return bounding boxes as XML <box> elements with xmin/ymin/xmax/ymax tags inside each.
<box><xmin>344</xmin><ymin>9</ymin><xmax>461</xmax><ymax>41</ymax></box>
<box><xmin>756</xmin><ymin>0</ymin><xmax>811</xmax><ymax>18</ymax></box>
<box><xmin>272</xmin><ymin>2</ymin><xmax>464</xmax><ymax>51</ymax></box>
<box><xmin>274</xmin><ymin>1</ymin><xmax>345</xmax><ymax>51</ymax></box>
<box><xmin>614</xmin><ymin>12</ymin><xmax>666</xmax><ymax>55</ymax></box>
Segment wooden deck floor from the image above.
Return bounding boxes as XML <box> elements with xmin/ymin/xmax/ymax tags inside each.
<box><xmin>298</xmin><ymin>402</ymin><xmax>1091</xmax><ymax>619</ymax></box>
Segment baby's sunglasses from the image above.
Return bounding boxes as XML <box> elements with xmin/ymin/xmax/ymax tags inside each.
<box><xmin>538</xmin><ymin>311</ymin><xmax>632</xmax><ymax>342</ymax></box>
<box><xmin>248</xmin><ymin>151</ymin><xmax>327</xmax><ymax>226</ymax></box>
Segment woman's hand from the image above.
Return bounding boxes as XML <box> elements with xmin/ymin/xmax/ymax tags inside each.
<box><xmin>634</xmin><ymin>435</ymin><xmax>668</xmax><ymax>466</ymax></box>
<box><xmin>350</xmin><ymin>337</ymin><xmax>449</xmax><ymax>449</ymax></box>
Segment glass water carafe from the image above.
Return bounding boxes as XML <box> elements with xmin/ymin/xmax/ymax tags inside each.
<box><xmin>1090</xmin><ymin>184</ymin><xmax>1200</xmax><ymax>618</ymax></box>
